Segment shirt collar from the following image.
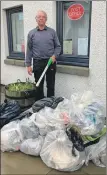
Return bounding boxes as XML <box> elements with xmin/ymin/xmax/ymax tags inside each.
<box><xmin>36</xmin><ymin>26</ymin><xmax>48</xmax><ymax>31</ymax></box>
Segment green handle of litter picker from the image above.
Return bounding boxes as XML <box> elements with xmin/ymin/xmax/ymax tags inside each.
<box><xmin>48</xmin><ymin>58</ymin><xmax>53</xmax><ymax>66</ymax></box>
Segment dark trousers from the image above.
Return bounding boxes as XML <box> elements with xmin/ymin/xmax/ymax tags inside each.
<box><xmin>33</xmin><ymin>59</ymin><xmax>56</xmax><ymax>101</ymax></box>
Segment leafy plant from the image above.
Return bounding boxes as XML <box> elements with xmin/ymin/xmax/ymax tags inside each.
<box><xmin>8</xmin><ymin>82</ymin><xmax>35</xmax><ymax>92</ymax></box>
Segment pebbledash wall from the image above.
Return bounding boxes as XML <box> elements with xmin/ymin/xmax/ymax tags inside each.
<box><xmin>1</xmin><ymin>1</ymin><xmax>106</xmax><ymax>110</ymax></box>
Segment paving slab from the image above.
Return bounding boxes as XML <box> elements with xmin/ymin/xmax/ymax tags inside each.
<box><xmin>81</xmin><ymin>162</ymin><xmax>106</xmax><ymax>175</ymax></box>
<box><xmin>1</xmin><ymin>152</ymin><xmax>106</xmax><ymax>175</ymax></box>
<box><xmin>1</xmin><ymin>152</ymin><xmax>51</xmax><ymax>175</ymax></box>
<box><xmin>47</xmin><ymin>168</ymin><xmax>86</xmax><ymax>175</ymax></box>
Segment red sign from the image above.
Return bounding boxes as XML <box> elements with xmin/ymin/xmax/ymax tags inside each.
<box><xmin>67</xmin><ymin>4</ymin><xmax>84</xmax><ymax>20</ymax></box>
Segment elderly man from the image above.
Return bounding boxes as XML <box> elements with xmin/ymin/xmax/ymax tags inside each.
<box><xmin>25</xmin><ymin>10</ymin><xmax>61</xmax><ymax>100</ymax></box>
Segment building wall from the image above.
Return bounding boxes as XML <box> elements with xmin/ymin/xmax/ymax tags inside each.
<box><xmin>1</xmin><ymin>1</ymin><xmax>56</xmax><ymax>84</ymax></box>
<box><xmin>1</xmin><ymin>1</ymin><xmax>106</xmax><ymax>111</ymax></box>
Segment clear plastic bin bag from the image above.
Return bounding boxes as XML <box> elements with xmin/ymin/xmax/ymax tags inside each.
<box><xmin>40</xmin><ymin>130</ymin><xmax>85</xmax><ymax>172</ymax></box>
<box><xmin>85</xmin><ymin>135</ymin><xmax>106</xmax><ymax>167</ymax></box>
<box><xmin>20</xmin><ymin>135</ymin><xmax>44</xmax><ymax>156</ymax></box>
<box><xmin>1</xmin><ymin>121</ymin><xmax>23</xmax><ymax>152</ymax></box>
<box><xmin>19</xmin><ymin>115</ymin><xmax>39</xmax><ymax>140</ymax></box>
<box><xmin>33</xmin><ymin>107</ymin><xmax>70</xmax><ymax>136</ymax></box>
<box><xmin>69</xmin><ymin>91</ymin><xmax>105</xmax><ymax>135</ymax></box>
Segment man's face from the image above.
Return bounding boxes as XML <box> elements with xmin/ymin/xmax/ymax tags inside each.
<box><xmin>36</xmin><ymin>12</ymin><xmax>47</xmax><ymax>27</ymax></box>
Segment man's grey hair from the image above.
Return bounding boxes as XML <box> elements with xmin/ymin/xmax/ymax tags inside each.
<box><xmin>36</xmin><ymin>10</ymin><xmax>47</xmax><ymax>19</ymax></box>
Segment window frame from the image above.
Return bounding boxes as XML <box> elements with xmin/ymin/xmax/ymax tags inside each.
<box><xmin>6</xmin><ymin>6</ymin><xmax>25</xmax><ymax>59</ymax></box>
<box><xmin>56</xmin><ymin>1</ymin><xmax>92</xmax><ymax>67</ymax></box>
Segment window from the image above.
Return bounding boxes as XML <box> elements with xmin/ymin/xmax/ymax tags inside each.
<box><xmin>56</xmin><ymin>1</ymin><xmax>92</xmax><ymax>67</ymax></box>
<box><xmin>6</xmin><ymin>6</ymin><xmax>25</xmax><ymax>59</ymax></box>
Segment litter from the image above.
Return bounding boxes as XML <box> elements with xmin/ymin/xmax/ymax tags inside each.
<box><xmin>32</xmin><ymin>96</ymin><xmax>64</xmax><ymax>112</ymax></box>
<box><xmin>0</xmin><ymin>99</ymin><xmax>21</xmax><ymax>128</ymax></box>
<box><xmin>40</xmin><ymin>130</ymin><xmax>85</xmax><ymax>172</ymax></box>
<box><xmin>34</xmin><ymin>107</ymin><xmax>69</xmax><ymax>136</ymax></box>
<box><xmin>85</xmin><ymin>134</ymin><xmax>106</xmax><ymax>167</ymax></box>
<box><xmin>0</xmin><ymin>91</ymin><xmax>106</xmax><ymax>172</ymax></box>
<box><xmin>20</xmin><ymin>135</ymin><xmax>44</xmax><ymax>156</ymax></box>
<box><xmin>69</xmin><ymin>91</ymin><xmax>105</xmax><ymax>135</ymax></box>
<box><xmin>19</xmin><ymin>115</ymin><xmax>39</xmax><ymax>140</ymax></box>
<box><xmin>1</xmin><ymin>121</ymin><xmax>23</xmax><ymax>152</ymax></box>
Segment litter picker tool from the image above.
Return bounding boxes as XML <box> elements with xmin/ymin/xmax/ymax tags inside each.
<box><xmin>36</xmin><ymin>58</ymin><xmax>53</xmax><ymax>87</ymax></box>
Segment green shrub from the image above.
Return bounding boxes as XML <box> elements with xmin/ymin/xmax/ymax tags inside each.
<box><xmin>8</xmin><ymin>82</ymin><xmax>34</xmax><ymax>92</ymax></box>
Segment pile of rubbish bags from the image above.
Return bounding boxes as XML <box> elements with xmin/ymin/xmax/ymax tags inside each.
<box><xmin>0</xmin><ymin>91</ymin><xmax>106</xmax><ymax>172</ymax></box>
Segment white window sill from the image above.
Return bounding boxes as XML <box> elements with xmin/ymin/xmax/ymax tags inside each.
<box><xmin>4</xmin><ymin>59</ymin><xmax>25</xmax><ymax>67</ymax></box>
<box><xmin>57</xmin><ymin>65</ymin><xmax>89</xmax><ymax>77</ymax></box>
<box><xmin>4</xmin><ymin>59</ymin><xmax>89</xmax><ymax>77</ymax></box>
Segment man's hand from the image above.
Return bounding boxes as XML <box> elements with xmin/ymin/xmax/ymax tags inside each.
<box><xmin>27</xmin><ymin>66</ymin><xmax>32</xmax><ymax>75</ymax></box>
<box><xmin>51</xmin><ymin>55</ymin><xmax>56</xmax><ymax>64</ymax></box>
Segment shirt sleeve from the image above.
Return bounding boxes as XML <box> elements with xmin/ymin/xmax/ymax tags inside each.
<box><xmin>25</xmin><ymin>33</ymin><xmax>33</xmax><ymax>67</ymax></box>
<box><xmin>53</xmin><ymin>31</ymin><xmax>61</xmax><ymax>58</ymax></box>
